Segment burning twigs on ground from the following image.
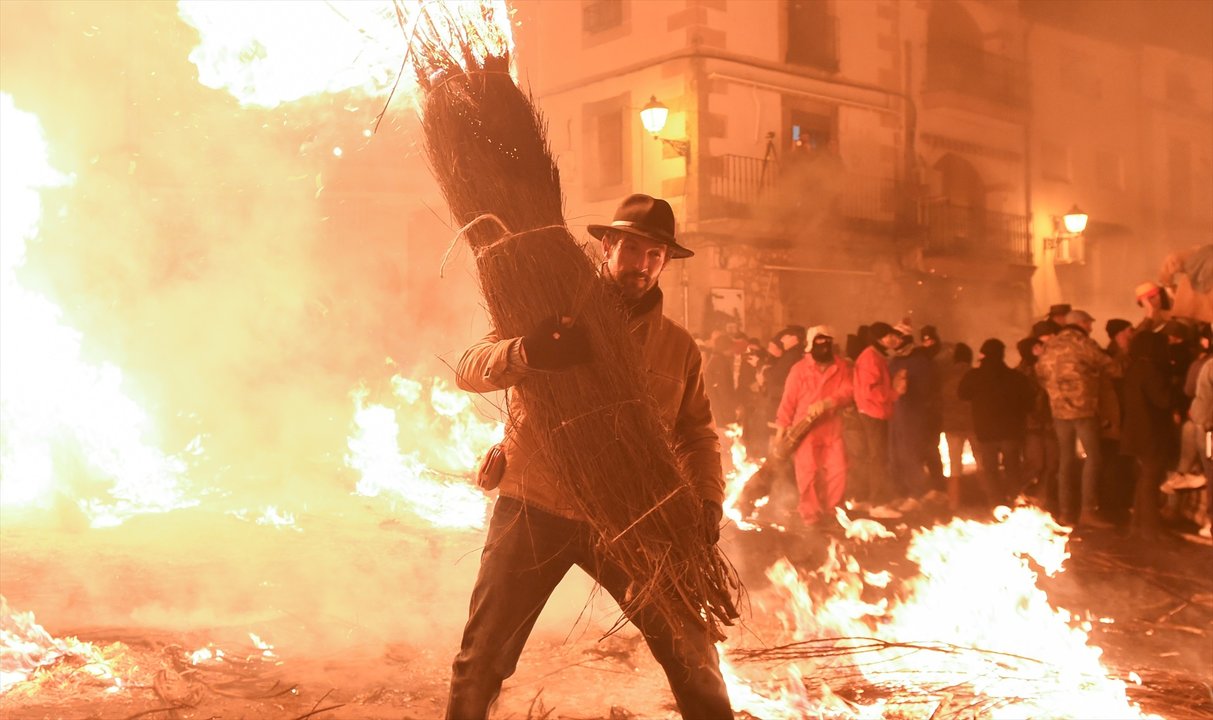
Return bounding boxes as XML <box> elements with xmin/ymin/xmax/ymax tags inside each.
<box><xmin>405</xmin><ymin>1</ymin><xmax>741</xmax><ymax>639</ymax></box>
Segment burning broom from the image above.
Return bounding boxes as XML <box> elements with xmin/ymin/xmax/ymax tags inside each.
<box><xmin>406</xmin><ymin>3</ymin><xmax>740</xmax><ymax>640</ymax></box>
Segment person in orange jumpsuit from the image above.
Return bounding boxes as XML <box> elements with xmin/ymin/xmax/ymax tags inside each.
<box><xmin>774</xmin><ymin>326</ymin><xmax>855</xmax><ymax>526</ymax></box>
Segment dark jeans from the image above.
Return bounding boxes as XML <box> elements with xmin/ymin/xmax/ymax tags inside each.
<box><xmin>973</xmin><ymin>438</ymin><xmax>1024</xmax><ymax>506</ymax></box>
<box><xmin>855</xmin><ymin>414</ymin><xmax>892</xmax><ymax>504</ymax></box>
<box><xmin>1055</xmin><ymin>417</ymin><xmax>1102</xmax><ymax>520</ymax></box>
<box><xmin>445</xmin><ymin>497</ymin><xmax>733</xmax><ymax>720</ymax></box>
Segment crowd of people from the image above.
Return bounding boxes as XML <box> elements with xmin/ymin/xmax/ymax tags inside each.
<box><xmin>708</xmin><ymin>282</ymin><xmax>1213</xmax><ymax>540</ymax></box>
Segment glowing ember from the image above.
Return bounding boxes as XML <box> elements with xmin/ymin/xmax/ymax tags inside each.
<box><xmin>178</xmin><ymin>0</ymin><xmax>514</xmax><ymax>109</ymax></box>
<box><xmin>722</xmin><ymin>507</ymin><xmax>1156</xmax><ymax>718</ymax></box>
<box><xmin>345</xmin><ymin>375</ymin><xmax>502</xmax><ymax>529</ymax></box>
<box><xmin>0</xmin><ymin>95</ymin><xmax>197</xmax><ymax>528</ymax></box>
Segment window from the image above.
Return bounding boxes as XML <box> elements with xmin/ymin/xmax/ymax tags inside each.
<box><xmin>788</xmin><ymin>109</ymin><xmax>833</xmax><ymax>153</ymax></box>
<box><xmin>581</xmin><ymin>94</ymin><xmax>630</xmax><ymax>198</ymax></box>
<box><xmin>597</xmin><ymin>109</ymin><xmax>624</xmax><ymax>187</ymax></box>
<box><xmin>786</xmin><ymin>0</ymin><xmax>838</xmax><ymax>71</ymax></box>
<box><xmin>583</xmin><ymin>0</ymin><xmax>623</xmax><ymax>34</ymax></box>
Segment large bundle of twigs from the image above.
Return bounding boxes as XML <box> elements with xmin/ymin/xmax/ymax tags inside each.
<box><xmin>406</xmin><ymin>2</ymin><xmax>739</xmax><ymax>639</ymax></box>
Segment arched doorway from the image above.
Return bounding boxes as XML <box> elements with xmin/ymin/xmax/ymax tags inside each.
<box><xmin>929</xmin><ymin>153</ymin><xmax>986</xmax><ymax>253</ymax></box>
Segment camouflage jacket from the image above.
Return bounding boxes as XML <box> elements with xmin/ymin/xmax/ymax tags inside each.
<box><xmin>1035</xmin><ymin>328</ymin><xmax>1114</xmax><ymax>421</ymax></box>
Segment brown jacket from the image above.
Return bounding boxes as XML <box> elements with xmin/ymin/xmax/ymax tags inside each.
<box><xmin>455</xmin><ymin>293</ymin><xmax>724</xmax><ymax>520</ymax></box>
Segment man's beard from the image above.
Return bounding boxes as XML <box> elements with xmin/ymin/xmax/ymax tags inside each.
<box><xmin>613</xmin><ymin>270</ymin><xmax>652</xmax><ymax>299</ymax></box>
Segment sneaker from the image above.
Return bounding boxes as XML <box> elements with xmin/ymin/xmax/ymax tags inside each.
<box><xmin>870</xmin><ymin>504</ymin><xmax>903</xmax><ymax>520</ymax></box>
<box><xmin>1078</xmin><ymin>512</ymin><xmax>1114</xmax><ymax>529</ymax></box>
<box><xmin>1200</xmin><ymin>524</ymin><xmax>1212</xmax><ymax>539</ymax></box>
<box><xmin>895</xmin><ymin>497</ymin><xmax>921</xmax><ymax>513</ymax></box>
<box><xmin>1161</xmin><ymin>472</ymin><xmax>1207</xmax><ymax>494</ymax></box>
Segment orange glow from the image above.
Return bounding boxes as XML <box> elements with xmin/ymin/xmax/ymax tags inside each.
<box><xmin>178</xmin><ymin>0</ymin><xmax>514</xmax><ymax>109</ymax></box>
<box><xmin>346</xmin><ymin>375</ymin><xmax>502</xmax><ymax>530</ymax></box>
<box><xmin>720</xmin><ymin>508</ymin><xmax>1155</xmax><ymax>718</ymax></box>
<box><xmin>0</xmin><ymin>95</ymin><xmax>197</xmax><ymax>528</ymax></box>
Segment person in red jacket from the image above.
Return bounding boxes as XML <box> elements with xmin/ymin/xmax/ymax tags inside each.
<box><xmin>851</xmin><ymin>321</ymin><xmax>904</xmax><ymax>517</ymax></box>
<box><xmin>774</xmin><ymin>326</ymin><xmax>854</xmax><ymax>526</ymax></box>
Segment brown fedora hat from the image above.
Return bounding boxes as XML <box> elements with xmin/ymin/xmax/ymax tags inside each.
<box><xmin>587</xmin><ymin>194</ymin><xmax>694</xmax><ymax>259</ymax></box>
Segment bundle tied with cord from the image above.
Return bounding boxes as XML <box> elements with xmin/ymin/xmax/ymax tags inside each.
<box><xmin>409</xmin><ymin>4</ymin><xmax>740</xmax><ymax>640</ymax></box>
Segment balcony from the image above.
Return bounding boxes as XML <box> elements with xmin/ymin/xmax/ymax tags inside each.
<box><xmin>921</xmin><ymin>200</ymin><xmax>1030</xmax><ymax>264</ymax></box>
<box><xmin>704</xmin><ymin>153</ymin><xmax>902</xmax><ymax>229</ymax></box>
<box><xmin>923</xmin><ymin>42</ymin><xmax>1026</xmax><ymax>111</ymax></box>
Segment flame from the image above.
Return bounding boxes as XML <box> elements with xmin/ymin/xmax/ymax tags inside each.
<box><xmin>938</xmin><ymin>432</ymin><xmax>976</xmax><ymax>479</ymax></box>
<box><xmin>178</xmin><ymin>0</ymin><xmax>514</xmax><ymax>109</ymax></box>
<box><xmin>721</xmin><ymin>424</ymin><xmax>763</xmax><ymax>530</ymax></box>
<box><xmin>0</xmin><ymin>596</ymin><xmax>122</xmax><ymax>695</ymax></box>
<box><xmin>345</xmin><ymin>375</ymin><xmax>502</xmax><ymax>529</ymax></box>
<box><xmin>0</xmin><ymin>95</ymin><xmax>197</xmax><ymax>528</ymax></box>
<box><xmin>722</xmin><ymin>507</ymin><xmax>1155</xmax><ymax>718</ymax></box>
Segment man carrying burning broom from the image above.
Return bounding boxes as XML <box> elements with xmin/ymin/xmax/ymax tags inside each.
<box><xmin>446</xmin><ymin>194</ymin><xmax>735</xmax><ymax>719</ymax></box>
<box><xmin>406</xmin><ymin>6</ymin><xmax>739</xmax><ymax>716</ymax></box>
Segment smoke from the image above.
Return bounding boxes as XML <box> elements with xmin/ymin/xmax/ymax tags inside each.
<box><xmin>0</xmin><ymin>0</ymin><xmax>604</xmax><ymax>658</ymax></box>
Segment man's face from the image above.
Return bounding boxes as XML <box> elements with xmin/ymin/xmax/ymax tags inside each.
<box><xmin>1115</xmin><ymin>328</ymin><xmax>1133</xmax><ymax>350</ymax></box>
<box><xmin>879</xmin><ymin>332</ymin><xmax>902</xmax><ymax>350</ymax></box>
<box><xmin>603</xmin><ymin>232</ymin><xmax>668</xmax><ymax>300</ymax></box>
<box><xmin>779</xmin><ymin>333</ymin><xmax>800</xmax><ymax>351</ymax></box>
<box><xmin>767</xmin><ymin>341</ymin><xmax>783</xmax><ymax>357</ymax></box>
<box><xmin>1079</xmin><ymin>319</ymin><xmax>1094</xmax><ymax>335</ymax></box>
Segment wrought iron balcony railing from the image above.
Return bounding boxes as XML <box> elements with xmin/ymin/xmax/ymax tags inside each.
<box><xmin>921</xmin><ymin>200</ymin><xmax>1031</xmax><ymax>263</ymax></box>
<box><xmin>924</xmin><ymin>41</ymin><xmax>1026</xmax><ymax>108</ymax></box>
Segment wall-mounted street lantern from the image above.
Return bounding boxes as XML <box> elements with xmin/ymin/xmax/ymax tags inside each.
<box><xmin>639</xmin><ymin>95</ymin><xmax>690</xmax><ymax>161</ymax></box>
<box><xmin>1047</xmin><ymin>203</ymin><xmax>1089</xmax><ymax>263</ymax></box>
<box><xmin>1061</xmin><ymin>204</ymin><xmax>1088</xmax><ymax>235</ymax></box>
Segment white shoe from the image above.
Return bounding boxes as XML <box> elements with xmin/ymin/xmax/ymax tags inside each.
<box><xmin>895</xmin><ymin>497</ymin><xmax>921</xmax><ymax>513</ymax></box>
<box><xmin>1161</xmin><ymin>472</ymin><xmax>1207</xmax><ymax>494</ymax></box>
<box><xmin>870</xmin><ymin>504</ymin><xmax>903</xmax><ymax>520</ymax></box>
<box><xmin>1200</xmin><ymin>524</ymin><xmax>1212</xmax><ymax>540</ymax></box>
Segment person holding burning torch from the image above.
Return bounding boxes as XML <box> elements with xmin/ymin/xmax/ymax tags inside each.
<box><xmin>772</xmin><ymin>326</ymin><xmax>854</xmax><ymax>526</ymax></box>
<box><xmin>445</xmin><ymin>194</ymin><xmax>733</xmax><ymax>720</ymax></box>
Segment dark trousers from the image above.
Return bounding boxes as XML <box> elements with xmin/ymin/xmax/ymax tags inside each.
<box><xmin>1098</xmin><ymin>439</ymin><xmax>1135</xmax><ymax>524</ymax></box>
<box><xmin>1131</xmin><ymin>455</ymin><xmax>1164</xmax><ymax>537</ymax></box>
<box><xmin>973</xmin><ymin>439</ymin><xmax>1024</xmax><ymax>506</ymax></box>
<box><xmin>890</xmin><ymin>413</ymin><xmax>930</xmax><ymax>499</ymax></box>
<box><xmin>445</xmin><ymin>497</ymin><xmax>733</xmax><ymax>720</ymax></box>
<box><xmin>855</xmin><ymin>414</ymin><xmax>892</xmax><ymax>504</ymax></box>
<box><xmin>1023</xmin><ymin>429</ymin><xmax>1060</xmax><ymax>513</ymax></box>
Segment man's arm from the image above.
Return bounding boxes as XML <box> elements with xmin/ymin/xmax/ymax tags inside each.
<box><xmin>674</xmin><ymin>344</ymin><xmax>725</xmax><ymax>506</ymax></box>
<box><xmin>454</xmin><ymin>332</ymin><xmax>531</xmax><ymax>393</ymax></box>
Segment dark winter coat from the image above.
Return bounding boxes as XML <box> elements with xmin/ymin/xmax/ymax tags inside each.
<box><xmin>763</xmin><ymin>344</ymin><xmax>805</xmax><ymax>413</ymax></box>
<box><xmin>1121</xmin><ymin>332</ymin><xmax>1178</xmax><ymax>460</ymax></box>
<box><xmin>958</xmin><ymin>359</ymin><xmax>1034</xmax><ymax>442</ymax></box>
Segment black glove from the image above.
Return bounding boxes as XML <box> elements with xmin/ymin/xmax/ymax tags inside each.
<box><xmin>521</xmin><ymin>315</ymin><xmax>592</xmax><ymax>371</ymax></box>
<box><xmin>701</xmin><ymin>501</ymin><xmax>723</xmax><ymax>545</ymax></box>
